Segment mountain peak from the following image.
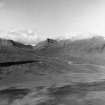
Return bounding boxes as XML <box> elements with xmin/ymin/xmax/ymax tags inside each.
<box><xmin>0</xmin><ymin>38</ymin><xmax>33</xmax><ymax>49</ymax></box>
<box><xmin>34</xmin><ymin>38</ymin><xmax>59</xmax><ymax>49</ymax></box>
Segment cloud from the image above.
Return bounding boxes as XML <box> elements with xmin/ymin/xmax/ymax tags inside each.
<box><xmin>0</xmin><ymin>0</ymin><xmax>5</xmax><ymax>8</ymax></box>
<box><xmin>6</xmin><ymin>30</ymin><xmax>39</xmax><ymax>45</ymax></box>
<box><xmin>0</xmin><ymin>29</ymin><xmax>46</xmax><ymax>45</ymax></box>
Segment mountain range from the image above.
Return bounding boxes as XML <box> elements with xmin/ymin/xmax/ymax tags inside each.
<box><xmin>1</xmin><ymin>36</ymin><xmax>105</xmax><ymax>64</ymax></box>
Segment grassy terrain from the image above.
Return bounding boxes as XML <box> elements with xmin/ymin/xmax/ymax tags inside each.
<box><xmin>0</xmin><ymin>37</ymin><xmax>105</xmax><ymax>104</ymax></box>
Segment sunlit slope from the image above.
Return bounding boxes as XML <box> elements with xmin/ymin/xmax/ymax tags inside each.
<box><xmin>34</xmin><ymin>36</ymin><xmax>105</xmax><ymax>65</ymax></box>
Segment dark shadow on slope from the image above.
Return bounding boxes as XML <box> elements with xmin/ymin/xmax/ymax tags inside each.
<box><xmin>0</xmin><ymin>87</ymin><xmax>30</xmax><ymax>96</ymax></box>
<box><xmin>0</xmin><ymin>60</ymin><xmax>39</xmax><ymax>67</ymax></box>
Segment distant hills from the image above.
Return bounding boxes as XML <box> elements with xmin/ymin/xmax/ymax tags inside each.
<box><xmin>33</xmin><ymin>36</ymin><xmax>105</xmax><ymax>65</ymax></box>
<box><xmin>34</xmin><ymin>36</ymin><xmax>105</xmax><ymax>53</ymax></box>
<box><xmin>0</xmin><ymin>35</ymin><xmax>105</xmax><ymax>53</ymax></box>
<box><xmin>0</xmin><ymin>35</ymin><xmax>105</xmax><ymax>65</ymax></box>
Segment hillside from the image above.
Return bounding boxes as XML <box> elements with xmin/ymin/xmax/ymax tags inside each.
<box><xmin>0</xmin><ymin>37</ymin><xmax>105</xmax><ymax>83</ymax></box>
<box><xmin>34</xmin><ymin>36</ymin><xmax>105</xmax><ymax>65</ymax></box>
<box><xmin>1</xmin><ymin>36</ymin><xmax>105</xmax><ymax>65</ymax></box>
<box><xmin>0</xmin><ymin>38</ymin><xmax>37</xmax><ymax>62</ymax></box>
<box><xmin>0</xmin><ymin>37</ymin><xmax>105</xmax><ymax>105</ymax></box>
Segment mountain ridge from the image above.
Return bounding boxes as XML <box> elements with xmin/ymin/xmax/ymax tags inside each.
<box><xmin>1</xmin><ymin>36</ymin><xmax>105</xmax><ymax>65</ymax></box>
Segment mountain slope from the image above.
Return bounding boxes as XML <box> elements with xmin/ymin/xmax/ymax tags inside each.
<box><xmin>1</xmin><ymin>36</ymin><xmax>105</xmax><ymax>65</ymax></box>
<box><xmin>1</xmin><ymin>37</ymin><xmax>105</xmax><ymax>105</ymax></box>
<box><xmin>0</xmin><ymin>38</ymin><xmax>37</xmax><ymax>63</ymax></box>
<box><xmin>33</xmin><ymin>36</ymin><xmax>105</xmax><ymax>65</ymax></box>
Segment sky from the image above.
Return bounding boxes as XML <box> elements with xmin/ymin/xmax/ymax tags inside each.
<box><xmin>0</xmin><ymin>0</ymin><xmax>105</xmax><ymax>43</ymax></box>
